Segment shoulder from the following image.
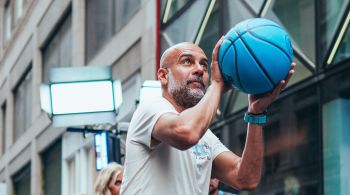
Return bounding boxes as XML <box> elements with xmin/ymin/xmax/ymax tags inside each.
<box><xmin>128</xmin><ymin>97</ymin><xmax>177</xmax><ymax>131</ymax></box>
<box><xmin>137</xmin><ymin>97</ymin><xmax>176</xmax><ymax>115</ymax></box>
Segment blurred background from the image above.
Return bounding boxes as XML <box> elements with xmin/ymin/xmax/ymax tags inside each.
<box><xmin>0</xmin><ymin>0</ymin><xmax>349</xmax><ymax>194</ymax></box>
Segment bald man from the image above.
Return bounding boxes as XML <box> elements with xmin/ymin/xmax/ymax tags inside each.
<box><xmin>120</xmin><ymin>38</ymin><xmax>295</xmax><ymax>195</ymax></box>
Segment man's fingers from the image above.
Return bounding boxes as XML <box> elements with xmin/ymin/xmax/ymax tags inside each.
<box><xmin>212</xmin><ymin>36</ymin><xmax>225</xmax><ymax>62</ymax></box>
<box><xmin>281</xmin><ymin>62</ymin><xmax>295</xmax><ymax>89</ymax></box>
<box><xmin>272</xmin><ymin>80</ymin><xmax>285</xmax><ymax>98</ymax></box>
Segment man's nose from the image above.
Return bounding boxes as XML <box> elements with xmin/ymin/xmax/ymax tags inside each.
<box><xmin>192</xmin><ymin>63</ymin><xmax>204</xmax><ymax>76</ymax></box>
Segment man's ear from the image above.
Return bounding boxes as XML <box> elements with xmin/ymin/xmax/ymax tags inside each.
<box><xmin>158</xmin><ymin>68</ymin><xmax>168</xmax><ymax>85</ymax></box>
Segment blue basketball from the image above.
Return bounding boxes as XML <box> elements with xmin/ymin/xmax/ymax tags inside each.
<box><xmin>218</xmin><ymin>18</ymin><xmax>293</xmax><ymax>94</ymax></box>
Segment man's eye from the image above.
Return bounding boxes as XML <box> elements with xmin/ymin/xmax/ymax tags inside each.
<box><xmin>184</xmin><ymin>59</ymin><xmax>191</xmax><ymax>64</ymax></box>
<box><xmin>201</xmin><ymin>63</ymin><xmax>208</xmax><ymax>70</ymax></box>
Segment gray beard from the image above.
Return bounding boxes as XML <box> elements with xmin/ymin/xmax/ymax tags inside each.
<box><xmin>168</xmin><ymin>74</ymin><xmax>206</xmax><ymax>109</ymax></box>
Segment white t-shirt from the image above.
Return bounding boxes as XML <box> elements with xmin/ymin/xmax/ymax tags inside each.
<box><xmin>120</xmin><ymin>97</ymin><xmax>229</xmax><ymax>195</ymax></box>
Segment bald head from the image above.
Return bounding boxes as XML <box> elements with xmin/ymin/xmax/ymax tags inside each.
<box><xmin>160</xmin><ymin>42</ymin><xmax>206</xmax><ymax>69</ymax></box>
<box><xmin>157</xmin><ymin>42</ymin><xmax>209</xmax><ymax>110</ymax></box>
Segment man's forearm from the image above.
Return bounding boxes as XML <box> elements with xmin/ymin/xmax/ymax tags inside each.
<box><xmin>237</xmin><ymin>124</ymin><xmax>264</xmax><ymax>188</ymax></box>
<box><xmin>178</xmin><ymin>81</ymin><xmax>223</xmax><ymax>141</ymax></box>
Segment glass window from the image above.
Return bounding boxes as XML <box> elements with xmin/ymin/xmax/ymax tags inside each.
<box><xmin>115</xmin><ymin>0</ymin><xmax>141</xmax><ymax>32</ymax></box>
<box><xmin>42</xmin><ymin>15</ymin><xmax>72</xmax><ymax>83</ymax></box>
<box><xmin>85</xmin><ymin>0</ymin><xmax>114</xmax><ymax>62</ymax></box>
<box><xmin>68</xmin><ymin>158</ymin><xmax>76</xmax><ymax>194</ymax></box>
<box><xmin>320</xmin><ymin>0</ymin><xmax>348</xmax><ymax>61</ymax></box>
<box><xmin>214</xmin><ymin>85</ymin><xmax>322</xmax><ymax>194</ymax></box>
<box><xmin>245</xmin><ymin>0</ymin><xmax>265</xmax><ymax>14</ymax></box>
<box><xmin>222</xmin><ymin>0</ymin><xmax>254</xmax><ymax>33</ymax></box>
<box><xmin>217</xmin><ymin>90</ymin><xmax>248</xmax><ymax>121</ymax></box>
<box><xmin>4</xmin><ymin>2</ymin><xmax>12</xmax><ymax>41</ymax></box>
<box><xmin>286</xmin><ymin>57</ymin><xmax>313</xmax><ymax>87</ymax></box>
<box><xmin>1</xmin><ymin>103</ymin><xmax>6</xmax><ymax>155</ymax></box>
<box><xmin>162</xmin><ymin>0</ymin><xmax>192</xmax><ymax>23</ymax></box>
<box><xmin>12</xmin><ymin>163</ymin><xmax>31</xmax><ymax>195</ymax></box>
<box><xmin>161</xmin><ymin>0</ymin><xmax>167</xmax><ymax>18</ymax></box>
<box><xmin>198</xmin><ymin>1</ymin><xmax>219</xmax><ymax>63</ymax></box>
<box><xmin>15</xmin><ymin>0</ymin><xmax>23</xmax><ymax>20</ymax></box>
<box><xmin>217</xmin><ymin>90</ymin><xmax>234</xmax><ymax>120</ymax></box>
<box><xmin>265</xmin><ymin>0</ymin><xmax>316</xmax><ymax>64</ymax></box>
<box><xmin>13</xmin><ymin>67</ymin><xmax>32</xmax><ymax>142</ymax></box>
<box><xmin>332</xmin><ymin>24</ymin><xmax>350</xmax><ymax>65</ymax></box>
<box><xmin>229</xmin><ymin>91</ymin><xmax>248</xmax><ymax>114</ymax></box>
<box><xmin>162</xmin><ymin>0</ymin><xmax>209</xmax><ymax>48</ymax></box>
<box><xmin>321</xmin><ymin>67</ymin><xmax>350</xmax><ymax>195</ymax></box>
<box><xmin>42</xmin><ymin>139</ymin><xmax>62</xmax><ymax>195</ymax></box>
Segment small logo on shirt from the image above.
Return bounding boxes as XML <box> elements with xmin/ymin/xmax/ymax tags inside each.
<box><xmin>192</xmin><ymin>143</ymin><xmax>211</xmax><ymax>161</ymax></box>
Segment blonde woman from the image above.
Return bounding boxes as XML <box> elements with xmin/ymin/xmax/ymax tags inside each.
<box><xmin>95</xmin><ymin>163</ymin><xmax>123</xmax><ymax>195</ymax></box>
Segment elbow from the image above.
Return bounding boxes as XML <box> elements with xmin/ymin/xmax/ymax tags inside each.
<box><xmin>177</xmin><ymin>134</ymin><xmax>200</xmax><ymax>151</ymax></box>
<box><xmin>175</xmin><ymin>126</ymin><xmax>201</xmax><ymax>150</ymax></box>
<box><xmin>237</xmin><ymin>181</ymin><xmax>259</xmax><ymax>191</ymax></box>
<box><xmin>235</xmin><ymin>177</ymin><xmax>260</xmax><ymax>191</ymax></box>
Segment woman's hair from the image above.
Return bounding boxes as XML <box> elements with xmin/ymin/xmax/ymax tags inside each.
<box><xmin>94</xmin><ymin>162</ymin><xmax>123</xmax><ymax>195</ymax></box>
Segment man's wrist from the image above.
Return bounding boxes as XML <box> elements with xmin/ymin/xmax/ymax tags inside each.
<box><xmin>244</xmin><ymin>110</ymin><xmax>268</xmax><ymax>125</ymax></box>
<box><xmin>210</xmin><ymin>80</ymin><xmax>224</xmax><ymax>93</ymax></box>
<box><xmin>248</xmin><ymin>106</ymin><xmax>265</xmax><ymax>115</ymax></box>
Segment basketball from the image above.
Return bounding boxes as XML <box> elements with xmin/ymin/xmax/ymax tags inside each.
<box><xmin>218</xmin><ymin>18</ymin><xmax>293</xmax><ymax>94</ymax></box>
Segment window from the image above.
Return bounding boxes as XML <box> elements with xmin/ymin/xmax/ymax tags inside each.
<box><xmin>86</xmin><ymin>0</ymin><xmax>141</xmax><ymax>62</ymax></box>
<box><xmin>321</xmin><ymin>67</ymin><xmax>350</xmax><ymax>194</ymax></box>
<box><xmin>332</xmin><ymin>23</ymin><xmax>350</xmax><ymax>65</ymax></box>
<box><xmin>161</xmin><ymin>0</ymin><xmax>210</xmax><ymax>51</ymax></box>
<box><xmin>67</xmin><ymin>158</ymin><xmax>76</xmax><ymax>195</ymax></box>
<box><xmin>14</xmin><ymin>0</ymin><xmax>28</xmax><ymax>21</ymax></box>
<box><xmin>3</xmin><ymin>0</ymin><xmax>29</xmax><ymax>42</ymax></box>
<box><xmin>42</xmin><ymin>15</ymin><xmax>72</xmax><ymax>83</ymax></box>
<box><xmin>244</xmin><ymin>0</ymin><xmax>265</xmax><ymax>14</ymax></box>
<box><xmin>162</xmin><ymin>0</ymin><xmax>191</xmax><ymax>23</ymax></box>
<box><xmin>12</xmin><ymin>163</ymin><xmax>31</xmax><ymax>195</ymax></box>
<box><xmin>42</xmin><ymin>139</ymin><xmax>62</xmax><ymax>195</ymax></box>
<box><xmin>115</xmin><ymin>0</ymin><xmax>141</xmax><ymax>32</ymax></box>
<box><xmin>214</xmin><ymin>85</ymin><xmax>322</xmax><ymax>194</ymax></box>
<box><xmin>1</xmin><ymin>103</ymin><xmax>6</xmax><ymax>155</ymax></box>
<box><xmin>265</xmin><ymin>0</ymin><xmax>316</xmax><ymax>63</ymax></box>
<box><xmin>198</xmin><ymin>1</ymin><xmax>219</xmax><ymax>63</ymax></box>
<box><xmin>320</xmin><ymin>0</ymin><xmax>348</xmax><ymax>62</ymax></box>
<box><xmin>4</xmin><ymin>1</ymin><xmax>12</xmax><ymax>41</ymax></box>
<box><xmin>13</xmin><ymin>67</ymin><xmax>32</xmax><ymax>142</ymax></box>
<box><xmin>222</xmin><ymin>0</ymin><xmax>254</xmax><ymax>32</ymax></box>
<box><xmin>85</xmin><ymin>0</ymin><xmax>114</xmax><ymax>62</ymax></box>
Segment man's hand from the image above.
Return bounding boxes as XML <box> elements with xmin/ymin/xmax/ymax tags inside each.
<box><xmin>248</xmin><ymin>62</ymin><xmax>296</xmax><ymax>114</ymax></box>
<box><xmin>210</xmin><ymin>36</ymin><xmax>227</xmax><ymax>92</ymax></box>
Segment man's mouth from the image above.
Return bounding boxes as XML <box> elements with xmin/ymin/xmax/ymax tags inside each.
<box><xmin>187</xmin><ymin>80</ymin><xmax>205</xmax><ymax>89</ymax></box>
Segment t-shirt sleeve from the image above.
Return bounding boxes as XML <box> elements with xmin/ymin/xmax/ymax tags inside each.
<box><xmin>205</xmin><ymin>130</ymin><xmax>229</xmax><ymax>160</ymax></box>
<box><xmin>128</xmin><ymin>98</ymin><xmax>177</xmax><ymax>149</ymax></box>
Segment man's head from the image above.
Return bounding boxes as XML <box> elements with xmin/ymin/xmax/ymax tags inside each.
<box><xmin>158</xmin><ymin>42</ymin><xmax>209</xmax><ymax>110</ymax></box>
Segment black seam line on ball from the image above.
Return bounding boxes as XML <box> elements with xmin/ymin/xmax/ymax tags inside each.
<box><xmin>220</xmin><ymin>41</ymin><xmax>232</xmax><ymax>66</ymax></box>
<box><xmin>234</xmin><ymin>29</ymin><xmax>276</xmax><ymax>87</ymax></box>
<box><xmin>247</xmin><ymin>30</ymin><xmax>292</xmax><ymax>63</ymax></box>
<box><xmin>226</xmin><ymin>37</ymin><xmax>246</xmax><ymax>92</ymax></box>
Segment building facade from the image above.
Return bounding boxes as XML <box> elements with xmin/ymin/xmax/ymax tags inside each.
<box><xmin>0</xmin><ymin>0</ymin><xmax>157</xmax><ymax>194</ymax></box>
<box><xmin>160</xmin><ymin>0</ymin><xmax>350</xmax><ymax>194</ymax></box>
